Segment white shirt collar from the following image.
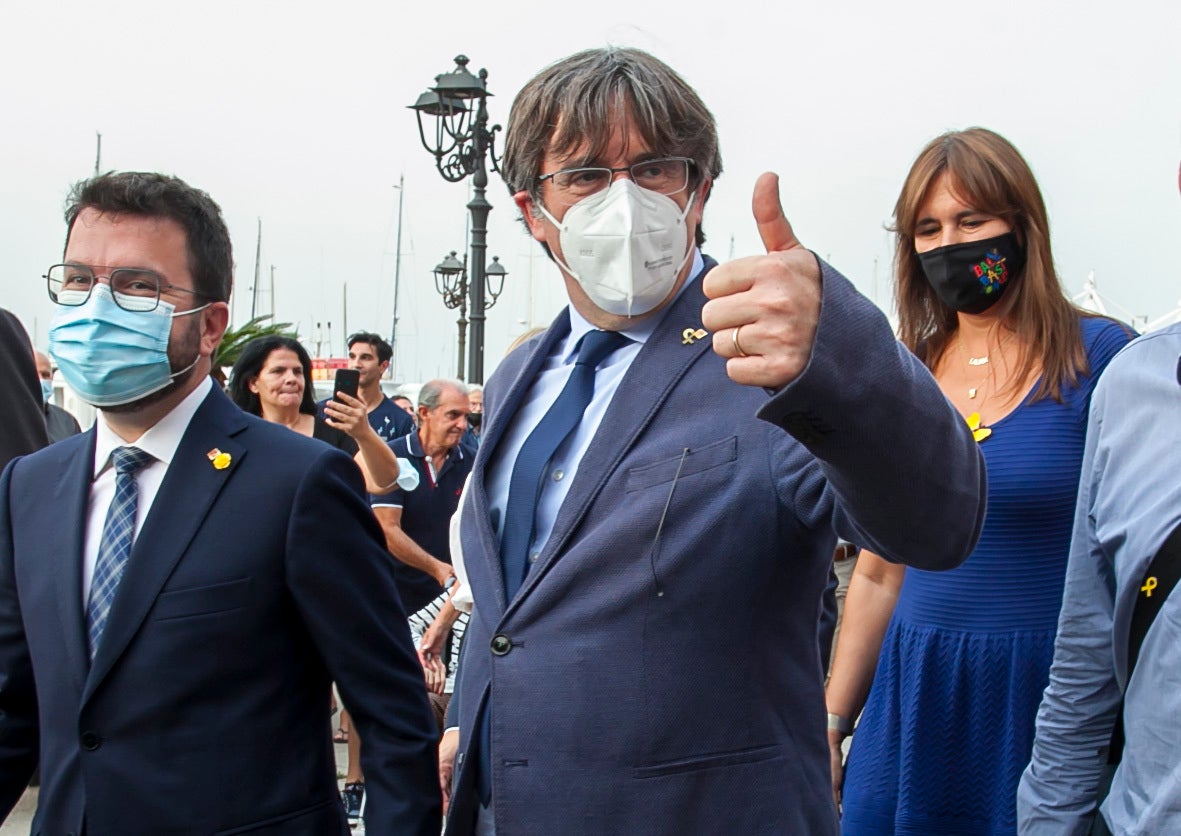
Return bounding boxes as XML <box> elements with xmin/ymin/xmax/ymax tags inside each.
<box><xmin>93</xmin><ymin>376</ymin><xmax>213</xmax><ymax>478</ymax></box>
<box><xmin>562</xmin><ymin>248</ymin><xmax>705</xmax><ymax>363</ymax></box>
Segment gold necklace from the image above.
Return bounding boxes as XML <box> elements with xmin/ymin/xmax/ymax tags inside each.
<box><xmin>957</xmin><ymin>330</ymin><xmax>1011</xmax><ymax>400</ymax></box>
<box><xmin>957</xmin><ymin>342</ymin><xmax>991</xmax><ymax>400</ymax></box>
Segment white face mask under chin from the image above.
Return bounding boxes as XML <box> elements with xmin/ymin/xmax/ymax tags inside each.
<box><xmin>538</xmin><ymin>179</ymin><xmax>696</xmax><ymax>317</ymax></box>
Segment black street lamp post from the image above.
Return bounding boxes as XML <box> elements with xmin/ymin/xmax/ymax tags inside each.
<box><xmin>411</xmin><ymin>55</ymin><xmax>504</xmax><ymax>384</ymax></box>
<box><xmin>433</xmin><ymin>251</ymin><xmax>508</xmax><ymax>382</ymax></box>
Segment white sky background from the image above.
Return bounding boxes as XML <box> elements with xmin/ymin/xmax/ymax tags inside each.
<box><xmin>2</xmin><ymin>0</ymin><xmax>1178</xmax><ymax>383</ymax></box>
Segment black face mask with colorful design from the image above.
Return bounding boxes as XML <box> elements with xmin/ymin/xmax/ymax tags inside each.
<box><xmin>917</xmin><ymin>232</ymin><xmax>1025</xmax><ymax>314</ymax></box>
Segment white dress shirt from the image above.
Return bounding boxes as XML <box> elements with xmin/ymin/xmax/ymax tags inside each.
<box><xmin>83</xmin><ymin>376</ymin><xmax>212</xmax><ymax>607</ymax></box>
<box><xmin>484</xmin><ymin>249</ymin><xmax>705</xmax><ymax>568</ymax></box>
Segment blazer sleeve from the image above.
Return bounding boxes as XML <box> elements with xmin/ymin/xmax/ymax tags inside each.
<box><xmin>0</xmin><ymin>310</ymin><xmax>49</xmax><ymax>469</ymax></box>
<box><xmin>758</xmin><ymin>258</ymin><xmax>986</xmax><ymax>570</ymax></box>
<box><xmin>0</xmin><ymin>460</ymin><xmax>40</xmax><ymax>816</ymax></box>
<box><xmin>283</xmin><ymin>447</ymin><xmax>441</xmax><ymax>835</ymax></box>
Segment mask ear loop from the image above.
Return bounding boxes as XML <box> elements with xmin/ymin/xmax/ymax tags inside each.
<box><xmin>166</xmin><ymin>301</ymin><xmax>214</xmax><ymax>383</ymax></box>
<box><xmin>535</xmin><ymin>201</ymin><xmax>583</xmax><ymax>283</ymax></box>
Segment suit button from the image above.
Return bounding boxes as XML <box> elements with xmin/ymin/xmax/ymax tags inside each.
<box><xmin>490</xmin><ymin>634</ymin><xmax>513</xmax><ymax>656</ymax></box>
<box><xmin>80</xmin><ymin>731</ymin><xmax>102</xmax><ymax>751</ymax></box>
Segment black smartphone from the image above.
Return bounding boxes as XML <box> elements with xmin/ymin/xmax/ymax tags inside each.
<box><xmin>333</xmin><ymin>368</ymin><xmax>360</xmax><ymax>401</ymax></box>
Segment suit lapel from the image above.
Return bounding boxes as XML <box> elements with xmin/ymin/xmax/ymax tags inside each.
<box><xmin>507</xmin><ymin>265</ymin><xmax>716</xmax><ymax>612</ymax></box>
<box><xmin>51</xmin><ymin>430</ymin><xmax>98</xmax><ymax>692</ymax></box>
<box><xmin>84</xmin><ymin>388</ymin><xmax>249</xmax><ymax>699</ymax></box>
<box><xmin>469</xmin><ymin>316</ymin><xmax>571</xmax><ymax>615</ymax></box>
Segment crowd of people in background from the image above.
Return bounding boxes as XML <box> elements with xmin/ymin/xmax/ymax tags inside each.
<box><xmin>0</xmin><ymin>44</ymin><xmax>1177</xmax><ymax>836</ymax></box>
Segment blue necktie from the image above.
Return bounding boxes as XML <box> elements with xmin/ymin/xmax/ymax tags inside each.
<box><xmin>498</xmin><ymin>329</ymin><xmax>630</xmax><ymax>600</ymax></box>
<box><xmin>475</xmin><ymin>329</ymin><xmax>628</xmax><ymax>807</ymax></box>
<box><xmin>87</xmin><ymin>446</ymin><xmax>155</xmax><ymax>660</ymax></box>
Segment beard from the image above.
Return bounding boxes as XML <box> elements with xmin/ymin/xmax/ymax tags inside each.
<box><xmin>100</xmin><ymin>312</ymin><xmax>205</xmax><ymax>414</ymax></box>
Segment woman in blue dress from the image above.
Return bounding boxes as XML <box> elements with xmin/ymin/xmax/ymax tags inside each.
<box><xmin>826</xmin><ymin>128</ymin><xmax>1134</xmax><ymax>835</ymax></box>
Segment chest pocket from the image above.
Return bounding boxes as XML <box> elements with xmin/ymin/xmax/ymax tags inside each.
<box><xmin>151</xmin><ymin>577</ymin><xmax>253</xmax><ymax>621</ymax></box>
<box><xmin>625</xmin><ymin>436</ymin><xmax>737</xmax><ymax>493</ymax></box>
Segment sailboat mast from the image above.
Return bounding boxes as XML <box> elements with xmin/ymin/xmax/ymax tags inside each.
<box><xmin>391</xmin><ymin>175</ymin><xmax>405</xmax><ymax>363</ymax></box>
<box><xmin>250</xmin><ymin>218</ymin><xmax>262</xmax><ymax>320</ymax></box>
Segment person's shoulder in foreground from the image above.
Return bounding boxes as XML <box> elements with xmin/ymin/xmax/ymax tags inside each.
<box><xmin>1019</xmin><ymin>324</ymin><xmax>1181</xmax><ymax>835</ymax></box>
<box><xmin>0</xmin><ymin>309</ymin><xmax>49</xmax><ymax>467</ymax></box>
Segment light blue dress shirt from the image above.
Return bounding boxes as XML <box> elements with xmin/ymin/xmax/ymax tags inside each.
<box><xmin>1018</xmin><ymin>324</ymin><xmax>1181</xmax><ymax>835</ymax></box>
<box><xmin>485</xmin><ymin>249</ymin><xmax>704</xmax><ymax>571</ymax></box>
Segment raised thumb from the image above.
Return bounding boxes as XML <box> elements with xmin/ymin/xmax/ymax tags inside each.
<box><xmin>753</xmin><ymin>172</ymin><xmax>801</xmax><ymax>253</ymax></box>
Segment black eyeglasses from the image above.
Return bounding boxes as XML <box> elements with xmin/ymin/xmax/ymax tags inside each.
<box><xmin>537</xmin><ymin>157</ymin><xmax>696</xmax><ymax>205</ymax></box>
<box><xmin>45</xmin><ymin>264</ymin><xmax>210</xmax><ymax>312</ymax></box>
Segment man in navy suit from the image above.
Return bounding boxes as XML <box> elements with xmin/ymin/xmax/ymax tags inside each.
<box><xmin>0</xmin><ymin>172</ymin><xmax>439</xmax><ymax>834</ymax></box>
<box><xmin>439</xmin><ymin>48</ymin><xmax>987</xmax><ymax>835</ymax></box>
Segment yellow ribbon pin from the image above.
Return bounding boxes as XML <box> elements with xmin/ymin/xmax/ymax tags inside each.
<box><xmin>207</xmin><ymin>448</ymin><xmax>232</xmax><ymax>470</ymax></box>
<box><xmin>682</xmin><ymin>327</ymin><xmax>708</xmax><ymax>345</ymax></box>
<box><xmin>1142</xmin><ymin>577</ymin><xmax>1158</xmax><ymax>597</ymax></box>
<box><xmin>966</xmin><ymin>412</ymin><xmax>992</xmax><ymax>443</ymax></box>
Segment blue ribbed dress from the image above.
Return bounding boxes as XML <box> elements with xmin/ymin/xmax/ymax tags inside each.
<box><xmin>840</xmin><ymin>317</ymin><xmax>1132</xmax><ymax>836</ymax></box>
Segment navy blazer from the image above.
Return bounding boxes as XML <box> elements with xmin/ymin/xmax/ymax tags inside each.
<box><xmin>0</xmin><ymin>386</ymin><xmax>440</xmax><ymax>835</ymax></box>
<box><xmin>446</xmin><ymin>258</ymin><xmax>987</xmax><ymax>835</ymax></box>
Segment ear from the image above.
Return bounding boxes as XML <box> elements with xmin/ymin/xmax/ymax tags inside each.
<box><xmin>247</xmin><ymin>376</ymin><xmax>260</xmax><ymax>394</ymax></box>
<box><xmin>513</xmin><ymin>190</ymin><xmax>548</xmax><ymax>243</ymax></box>
<box><xmin>200</xmin><ymin>302</ymin><xmax>231</xmax><ymax>359</ymax></box>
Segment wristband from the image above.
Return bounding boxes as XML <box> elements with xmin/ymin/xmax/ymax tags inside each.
<box><xmin>827</xmin><ymin>712</ymin><xmax>855</xmax><ymax>735</ymax></box>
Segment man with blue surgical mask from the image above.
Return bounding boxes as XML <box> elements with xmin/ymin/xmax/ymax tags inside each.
<box><xmin>439</xmin><ymin>47</ymin><xmax>988</xmax><ymax>836</ymax></box>
<box><xmin>33</xmin><ymin>350</ymin><xmax>81</xmax><ymax>443</ymax></box>
<box><xmin>0</xmin><ymin>172</ymin><xmax>439</xmax><ymax>834</ymax></box>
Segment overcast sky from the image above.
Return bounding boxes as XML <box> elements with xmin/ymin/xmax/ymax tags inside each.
<box><xmin>3</xmin><ymin>0</ymin><xmax>1178</xmax><ymax>383</ymax></box>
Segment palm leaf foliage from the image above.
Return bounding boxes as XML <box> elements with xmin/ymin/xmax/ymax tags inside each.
<box><xmin>211</xmin><ymin>315</ymin><xmax>299</xmax><ymax>385</ymax></box>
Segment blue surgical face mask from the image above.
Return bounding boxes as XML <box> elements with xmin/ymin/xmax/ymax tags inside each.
<box><xmin>39</xmin><ymin>379</ymin><xmax>53</xmax><ymax>404</ymax></box>
<box><xmin>48</xmin><ymin>283</ymin><xmax>208</xmax><ymax>408</ymax></box>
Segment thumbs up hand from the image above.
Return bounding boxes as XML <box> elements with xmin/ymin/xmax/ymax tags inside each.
<box><xmin>702</xmin><ymin>172</ymin><xmax>821</xmax><ymax>389</ymax></box>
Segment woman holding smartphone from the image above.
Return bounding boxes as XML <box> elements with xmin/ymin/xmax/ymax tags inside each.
<box><xmin>228</xmin><ymin>335</ymin><xmax>399</xmax><ymax>493</ymax></box>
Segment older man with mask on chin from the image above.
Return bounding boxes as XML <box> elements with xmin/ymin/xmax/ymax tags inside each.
<box><xmin>438</xmin><ymin>47</ymin><xmax>987</xmax><ymax>836</ymax></box>
<box><xmin>0</xmin><ymin>172</ymin><xmax>439</xmax><ymax>835</ymax></box>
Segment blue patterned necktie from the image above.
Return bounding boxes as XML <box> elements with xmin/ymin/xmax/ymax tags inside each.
<box><xmin>499</xmin><ymin>328</ymin><xmax>630</xmax><ymax>601</ymax></box>
<box><xmin>87</xmin><ymin>446</ymin><xmax>155</xmax><ymax>660</ymax></box>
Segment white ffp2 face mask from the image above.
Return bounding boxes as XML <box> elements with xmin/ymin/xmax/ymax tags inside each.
<box><xmin>538</xmin><ymin>179</ymin><xmax>696</xmax><ymax>317</ymax></box>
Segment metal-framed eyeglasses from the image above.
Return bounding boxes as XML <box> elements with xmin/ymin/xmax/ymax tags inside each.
<box><xmin>45</xmin><ymin>264</ymin><xmax>210</xmax><ymax>312</ymax></box>
<box><xmin>537</xmin><ymin>157</ymin><xmax>696</xmax><ymax>205</ymax></box>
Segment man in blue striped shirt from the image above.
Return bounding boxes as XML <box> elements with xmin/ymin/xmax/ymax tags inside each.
<box><xmin>1019</xmin><ymin>322</ymin><xmax>1181</xmax><ymax>833</ymax></box>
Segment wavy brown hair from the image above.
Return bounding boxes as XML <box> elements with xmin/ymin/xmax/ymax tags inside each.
<box><xmin>893</xmin><ymin>128</ymin><xmax>1094</xmax><ymax>402</ymax></box>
